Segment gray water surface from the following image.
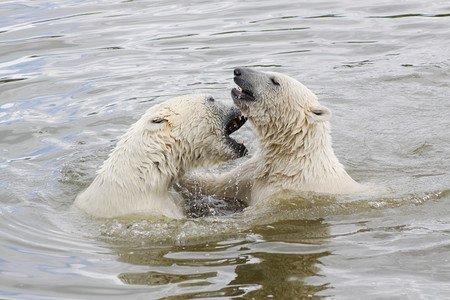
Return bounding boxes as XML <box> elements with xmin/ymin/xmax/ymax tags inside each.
<box><xmin>1</xmin><ymin>0</ymin><xmax>450</xmax><ymax>299</ymax></box>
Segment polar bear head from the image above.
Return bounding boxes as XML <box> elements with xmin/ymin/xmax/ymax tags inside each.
<box><xmin>126</xmin><ymin>94</ymin><xmax>248</xmax><ymax>175</ymax></box>
<box><xmin>231</xmin><ymin>67</ymin><xmax>331</xmax><ymax>132</ymax></box>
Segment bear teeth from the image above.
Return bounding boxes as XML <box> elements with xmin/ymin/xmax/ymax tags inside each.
<box><xmin>237</xmin><ymin>86</ymin><xmax>243</xmax><ymax>92</ymax></box>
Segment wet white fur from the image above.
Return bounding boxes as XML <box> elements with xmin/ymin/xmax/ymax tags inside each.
<box><xmin>74</xmin><ymin>94</ymin><xmax>241</xmax><ymax>218</ymax></box>
<box><xmin>182</xmin><ymin>71</ymin><xmax>363</xmax><ymax>205</ymax></box>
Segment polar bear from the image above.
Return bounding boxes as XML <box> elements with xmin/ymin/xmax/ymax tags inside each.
<box><xmin>181</xmin><ymin>68</ymin><xmax>363</xmax><ymax>206</ymax></box>
<box><xmin>74</xmin><ymin>94</ymin><xmax>247</xmax><ymax>218</ymax></box>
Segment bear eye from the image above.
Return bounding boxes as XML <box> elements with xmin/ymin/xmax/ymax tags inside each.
<box><xmin>207</xmin><ymin>96</ymin><xmax>215</xmax><ymax>102</ymax></box>
<box><xmin>270</xmin><ymin>77</ymin><xmax>280</xmax><ymax>86</ymax></box>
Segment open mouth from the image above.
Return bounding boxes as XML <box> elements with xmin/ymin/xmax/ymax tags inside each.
<box><xmin>224</xmin><ymin>111</ymin><xmax>248</xmax><ymax>157</ymax></box>
<box><xmin>231</xmin><ymin>86</ymin><xmax>255</xmax><ymax>102</ymax></box>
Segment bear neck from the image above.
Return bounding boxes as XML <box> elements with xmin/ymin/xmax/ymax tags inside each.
<box><xmin>257</xmin><ymin>117</ymin><xmax>350</xmax><ymax>185</ymax></box>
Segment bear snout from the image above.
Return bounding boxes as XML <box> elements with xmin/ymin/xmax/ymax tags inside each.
<box><xmin>233</xmin><ymin>68</ymin><xmax>256</xmax><ymax>102</ymax></box>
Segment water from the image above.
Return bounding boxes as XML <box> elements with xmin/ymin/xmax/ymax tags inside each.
<box><xmin>1</xmin><ymin>0</ymin><xmax>449</xmax><ymax>298</ymax></box>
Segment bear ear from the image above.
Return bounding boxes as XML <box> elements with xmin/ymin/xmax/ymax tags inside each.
<box><xmin>151</xmin><ymin>116</ymin><xmax>167</xmax><ymax>124</ymax></box>
<box><xmin>148</xmin><ymin>113</ymin><xmax>170</xmax><ymax>129</ymax></box>
<box><xmin>308</xmin><ymin>104</ymin><xmax>332</xmax><ymax>123</ymax></box>
<box><xmin>150</xmin><ymin>107</ymin><xmax>172</xmax><ymax>125</ymax></box>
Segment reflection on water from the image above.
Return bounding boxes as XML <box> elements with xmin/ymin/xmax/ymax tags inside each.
<box><xmin>228</xmin><ymin>251</ymin><xmax>329</xmax><ymax>299</ymax></box>
<box><xmin>111</xmin><ymin>219</ymin><xmax>331</xmax><ymax>299</ymax></box>
<box><xmin>1</xmin><ymin>0</ymin><xmax>450</xmax><ymax>298</ymax></box>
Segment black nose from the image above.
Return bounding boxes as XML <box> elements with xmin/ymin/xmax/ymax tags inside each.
<box><xmin>234</xmin><ymin>68</ymin><xmax>242</xmax><ymax>76</ymax></box>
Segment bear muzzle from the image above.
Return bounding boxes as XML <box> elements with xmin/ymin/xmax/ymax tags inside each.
<box><xmin>232</xmin><ymin>68</ymin><xmax>256</xmax><ymax>102</ymax></box>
